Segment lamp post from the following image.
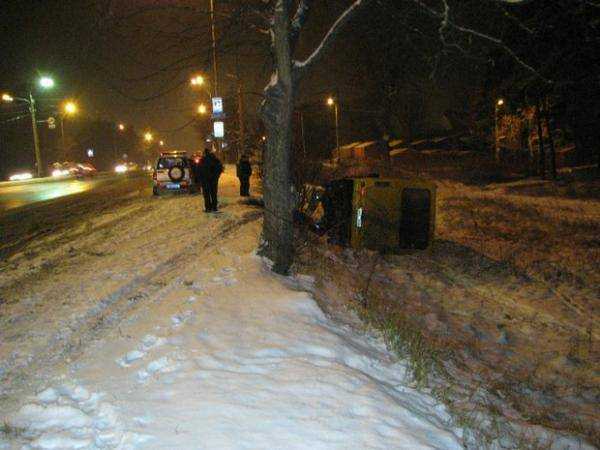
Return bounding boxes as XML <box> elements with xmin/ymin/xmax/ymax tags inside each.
<box><xmin>60</xmin><ymin>101</ymin><xmax>78</xmax><ymax>159</ymax></box>
<box><xmin>2</xmin><ymin>75</ymin><xmax>55</xmax><ymax>177</ymax></box>
<box><xmin>191</xmin><ymin>72</ymin><xmax>222</xmax><ymax>156</ymax></box>
<box><xmin>29</xmin><ymin>92</ymin><xmax>43</xmax><ymax>176</ymax></box>
<box><xmin>209</xmin><ymin>0</ymin><xmax>219</xmax><ymax>97</ymax></box>
<box><xmin>327</xmin><ymin>97</ymin><xmax>340</xmax><ymax>157</ymax></box>
<box><xmin>495</xmin><ymin>98</ymin><xmax>504</xmax><ymax>163</ymax></box>
<box><xmin>114</xmin><ymin>123</ymin><xmax>126</xmax><ymax>162</ymax></box>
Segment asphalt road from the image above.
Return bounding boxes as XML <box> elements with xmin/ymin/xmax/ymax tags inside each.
<box><xmin>0</xmin><ymin>173</ymin><xmax>147</xmax><ymax>212</ymax></box>
<box><xmin>0</xmin><ymin>173</ymin><xmax>152</xmax><ymax>260</ymax></box>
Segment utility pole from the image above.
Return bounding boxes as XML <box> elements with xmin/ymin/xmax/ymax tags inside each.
<box><xmin>327</xmin><ymin>97</ymin><xmax>340</xmax><ymax>157</ymax></box>
<box><xmin>237</xmin><ymin>81</ymin><xmax>245</xmax><ymax>161</ymax></box>
<box><xmin>209</xmin><ymin>0</ymin><xmax>222</xmax><ymax>158</ymax></box>
<box><xmin>234</xmin><ymin>16</ymin><xmax>245</xmax><ymax>162</ymax></box>
<box><xmin>210</xmin><ymin>0</ymin><xmax>219</xmax><ymax>97</ymax></box>
<box><xmin>494</xmin><ymin>98</ymin><xmax>504</xmax><ymax>163</ymax></box>
<box><xmin>2</xmin><ymin>76</ymin><xmax>55</xmax><ymax>177</ymax></box>
<box><xmin>60</xmin><ymin>115</ymin><xmax>66</xmax><ymax>160</ymax></box>
<box><xmin>28</xmin><ymin>92</ymin><xmax>43</xmax><ymax>177</ymax></box>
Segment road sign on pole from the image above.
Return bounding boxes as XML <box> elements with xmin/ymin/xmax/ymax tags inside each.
<box><xmin>214</xmin><ymin>121</ymin><xmax>225</xmax><ymax>138</ymax></box>
<box><xmin>212</xmin><ymin>97</ymin><xmax>223</xmax><ymax>115</ymax></box>
<box><xmin>48</xmin><ymin>117</ymin><xmax>56</xmax><ymax>129</ymax></box>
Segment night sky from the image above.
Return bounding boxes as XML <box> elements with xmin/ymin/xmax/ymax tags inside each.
<box><xmin>1</xmin><ymin>1</ymin><xmax>383</xmax><ymax>176</ymax></box>
<box><xmin>1</xmin><ymin>1</ymin><xmax>264</xmax><ymax>163</ymax></box>
<box><xmin>4</xmin><ymin>1</ymin><xmax>595</xmax><ymax>177</ymax></box>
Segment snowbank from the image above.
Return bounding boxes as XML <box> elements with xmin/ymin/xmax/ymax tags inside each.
<box><xmin>1</xmin><ymin>199</ymin><xmax>462</xmax><ymax>449</ymax></box>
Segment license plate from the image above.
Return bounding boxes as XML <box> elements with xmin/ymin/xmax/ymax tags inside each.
<box><xmin>166</xmin><ymin>183</ymin><xmax>180</xmax><ymax>189</ymax></box>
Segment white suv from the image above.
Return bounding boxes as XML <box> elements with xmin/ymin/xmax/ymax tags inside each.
<box><xmin>152</xmin><ymin>151</ymin><xmax>194</xmax><ymax>196</ymax></box>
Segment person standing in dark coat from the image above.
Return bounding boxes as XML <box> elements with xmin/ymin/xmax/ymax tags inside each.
<box><xmin>236</xmin><ymin>154</ymin><xmax>252</xmax><ymax>197</ymax></box>
<box><xmin>190</xmin><ymin>153</ymin><xmax>203</xmax><ymax>194</ymax></box>
<box><xmin>200</xmin><ymin>148</ymin><xmax>224</xmax><ymax>212</ymax></box>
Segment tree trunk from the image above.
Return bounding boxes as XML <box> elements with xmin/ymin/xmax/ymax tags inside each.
<box><xmin>260</xmin><ymin>0</ymin><xmax>296</xmax><ymax>275</ymax></box>
<box><xmin>535</xmin><ymin>102</ymin><xmax>546</xmax><ymax>179</ymax></box>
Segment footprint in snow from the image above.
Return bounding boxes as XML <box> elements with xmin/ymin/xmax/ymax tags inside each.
<box><xmin>137</xmin><ymin>356</ymin><xmax>180</xmax><ymax>384</ymax></box>
<box><xmin>211</xmin><ymin>275</ymin><xmax>238</xmax><ymax>286</ymax></box>
<box><xmin>4</xmin><ymin>384</ymin><xmax>149</xmax><ymax>448</ymax></box>
<box><xmin>171</xmin><ymin>310</ymin><xmax>195</xmax><ymax>327</ymax></box>
<box><xmin>142</xmin><ymin>334</ymin><xmax>166</xmax><ymax>350</ymax></box>
<box><xmin>116</xmin><ymin>350</ymin><xmax>145</xmax><ymax>367</ymax></box>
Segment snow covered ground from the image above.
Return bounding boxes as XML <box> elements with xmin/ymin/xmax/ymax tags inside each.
<box><xmin>1</xmin><ymin>170</ymin><xmax>463</xmax><ymax>449</ymax></box>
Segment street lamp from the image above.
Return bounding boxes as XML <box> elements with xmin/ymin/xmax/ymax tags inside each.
<box><xmin>197</xmin><ymin>103</ymin><xmax>207</xmax><ymax>115</ymax></box>
<box><xmin>495</xmin><ymin>98</ymin><xmax>505</xmax><ymax>162</ymax></box>
<box><xmin>64</xmin><ymin>101</ymin><xmax>78</xmax><ymax>115</ymax></box>
<box><xmin>159</xmin><ymin>140</ymin><xmax>165</xmax><ymax>147</ymax></box>
<box><xmin>1</xmin><ymin>76</ymin><xmax>56</xmax><ymax>177</ymax></box>
<box><xmin>144</xmin><ymin>132</ymin><xmax>154</xmax><ymax>143</ymax></box>
<box><xmin>39</xmin><ymin>76</ymin><xmax>55</xmax><ymax>89</ymax></box>
<box><xmin>190</xmin><ymin>75</ymin><xmax>205</xmax><ymax>87</ymax></box>
<box><xmin>113</xmin><ymin>123</ymin><xmax>126</xmax><ymax>162</ymax></box>
<box><xmin>60</xmin><ymin>101</ymin><xmax>78</xmax><ymax>159</ymax></box>
<box><xmin>327</xmin><ymin>96</ymin><xmax>340</xmax><ymax>156</ymax></box>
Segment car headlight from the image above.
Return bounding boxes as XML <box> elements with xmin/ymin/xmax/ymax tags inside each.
<box><xmin>52</xmin><ymin>169</ymin><xmax>69</xmax><ymax>177</ymax></box>
<box><xmin>115</xmin><ymin>165</ymin><xmax>128</xmax><ymax>173</ymax></box>
<box><xmin>9</xmin><ymin>172</ymin><xmax>33</xmax><ymax>181</ymax></box>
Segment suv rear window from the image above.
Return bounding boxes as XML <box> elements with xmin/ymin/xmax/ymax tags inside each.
<box><xmin>157</xmin><ymin>157</ymin><xmax>188</xmax><ymax>169</ymax></box>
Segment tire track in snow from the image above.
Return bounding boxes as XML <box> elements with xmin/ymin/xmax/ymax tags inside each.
<box><xmin>0</xmin><ymin>205</ymin><xmax>262</xmax><ymax>402</ymax></box>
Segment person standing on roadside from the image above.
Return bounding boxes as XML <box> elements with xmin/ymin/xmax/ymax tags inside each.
<box><xmin>200</xmin><ymin>148</ymin><xmax>223</xmax><ymax>212</ymax></box>
<box><xmin>190</xmin><ymin>153</ymin><xmax>203</xmax><ymax>194</ymax></box>
<box><xmin>236</xmin><ymin>154</ymin><xmax>252</xmax><ymax>197</ymax></box>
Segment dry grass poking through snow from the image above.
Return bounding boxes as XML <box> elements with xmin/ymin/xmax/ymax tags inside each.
<box><xmin>297</xmin><ymin>175</ymin><xmax>599</xmax><ymax>448</ymax></box>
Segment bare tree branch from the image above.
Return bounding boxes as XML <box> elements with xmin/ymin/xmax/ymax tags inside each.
<box><xmin>411</xmin><ymin>0</ymin><xmax>551</xmax><ymax>83</ymax></box>
<box><xmin>290</xmin><ymin>0</ymin><xmax>311</xmax><ymax>51</ymax></box>
<box><xmin>294</xmin><ymin>0</ymin><xmax>371</xmax><ymax>77</ymax></box>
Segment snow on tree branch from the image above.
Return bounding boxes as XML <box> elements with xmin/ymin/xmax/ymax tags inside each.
<box><xmin>290</xmin><ymin>0</ymin><xmax>311</xmax><ymax>50</ymax></box>
<box><xmin>411</xmin><ymin>0</ymin><xmax>551</xmax><ymax>83</ymax></box>
<box><xmin>294</xmin><ymin>0</ymin><xmax>370</xmax><ymax>76</ymax></box>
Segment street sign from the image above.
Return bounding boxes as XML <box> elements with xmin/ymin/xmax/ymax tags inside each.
<box><xmin>214</xmin><ymin>121</ymin><xmax>225</xmax><ymax>138</ymax></box>
<box><xmin>212</xmin><ymin>97</ymin><xmax>223</xmax><ymax>115</ymax></box>
<box><xmin>48</xmin><ymin>117</ymin><xmax>56</xmax><ymax>129</ymax></box>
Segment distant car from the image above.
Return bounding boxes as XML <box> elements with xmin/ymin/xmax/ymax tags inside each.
<box><xmin>114</xmin><ymin>161</ymin><xmax>140</xmax><ymax>174</ymax></box>
<box><xmin>8</xmin><ymin>171</ymin><xmax>33</xmax><ymax>181</ymax></box>
<box><xmin>75</xmin><ymin>162</ymin><xmax>97</xmax><ymax>177</ymax></box>
<box><xmin>152</xmin><ymin>151</ymin><xmax>193</xmax><ymax>196</ymax></box>
<box><xmin>52</xmin><ymin>162</ymin><xmax>97</xmax><ymax>178</ymax></box>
